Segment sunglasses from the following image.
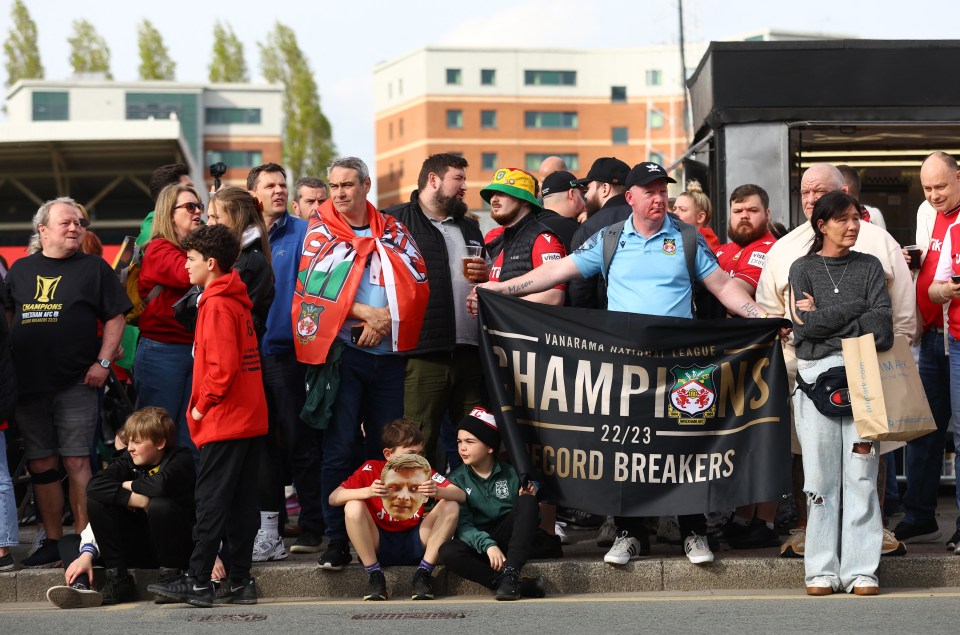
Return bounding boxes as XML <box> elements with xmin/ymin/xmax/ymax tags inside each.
<box><xmin>175</xmin><ymin>202</ymin><xmax>205</xmax><ymax>213</ymax></box>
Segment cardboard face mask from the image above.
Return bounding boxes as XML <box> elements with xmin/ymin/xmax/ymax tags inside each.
<box><xmin>381</xmin><ymin>466</ymin><xmax>429</xmax><ymax>521</ymax></box>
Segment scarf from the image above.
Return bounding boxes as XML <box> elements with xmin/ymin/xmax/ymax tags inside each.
<box><xmin>292</xmin><ymin>199</ymin><xmax>429</xmax><ymax>364</ymax></box>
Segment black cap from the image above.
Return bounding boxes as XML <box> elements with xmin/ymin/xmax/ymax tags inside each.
<box><xmin>624</xmin><ymin>162</ymin><xmax>677</xmax><ymax>189</ymax></box>
<box><xmin>572</xmin><ymin>157</ymin><xmax>629</xmax><ymax>187</ymax></box>
<box><xmin>541</xmin><ymin>170</ymin><xmax>579</xmax><ymax>197</ymax></box>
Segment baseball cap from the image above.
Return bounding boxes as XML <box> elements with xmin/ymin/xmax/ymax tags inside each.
<box><xmin>572</xmin><ymin>157</ymin><xmax>630</xmax><ymax>187</ymax></box>
<box><xmin>480</xmin><ymin>168</ymin><xmax>541</xmax><ymax>210</ymax></box>
<box><xmin>541</xmin><ymin>170</ymin><xmax>580</xmax><ymax>197</ymax></box>
<box><xmin>624</xmin><ymin>162</ymin><xmax>678</xmax><ymax>189</ymax></box>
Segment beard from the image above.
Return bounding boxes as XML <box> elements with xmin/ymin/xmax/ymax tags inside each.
<box><xmin>728</xmin><ymin>221</ymin><xmax>768</xmax><ymax>247</ymax></box>
<box><xmin>584</xmin><ymin>191</ymin><xmax>602</xmax><ymax>217</ymax></box>
<box><xmin>434</xmin><ymin>190</ymin><xmax>468</xmax><ymax>220</ymax></box>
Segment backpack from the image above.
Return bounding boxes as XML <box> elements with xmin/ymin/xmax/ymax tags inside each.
<box><xmin>116</xmin><ymin>239</ymin><xmax>163</xmax><ymax>326</ymax></box>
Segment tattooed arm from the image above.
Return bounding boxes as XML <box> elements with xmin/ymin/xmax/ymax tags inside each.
<box><xmin>702</xmin><ymin>268</ymin><xmax>769</xmax><ymax>319</ymax></box>
<box><xmin>468</xmin><ymin>256</ymin><xmax>580</xmax><ymax>316</ymax></box>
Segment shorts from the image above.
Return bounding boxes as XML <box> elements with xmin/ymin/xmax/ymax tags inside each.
<box><xmin>377</xmin><ymin>525</ymin><xmax>425</xmax><ymax>567</ymax></box>
<box><xmin>16</xmin><ymin>383</ymin><xmax>99</xmax><ymax>460</ymax></box>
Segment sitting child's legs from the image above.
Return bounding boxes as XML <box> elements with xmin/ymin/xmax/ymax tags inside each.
<box><xmin>146</xmin><ymin>497</ymin><xmax>194</xmax><ymax>571</ymax></box>
<box><xmin>344</xmin><ymin>499</ymin><xmax>380</xmax><ymax>566</ymax></box>
<box><xmin>419</xmin><ymin>500</ymin><xmax>458</xmax><ymax>566</ymax></box>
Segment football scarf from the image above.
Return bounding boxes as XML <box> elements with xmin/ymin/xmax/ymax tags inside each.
<box><xmin>292</xmin><ymin>199</ymin><xmax>429</xmax><ymax>364</ymax></box>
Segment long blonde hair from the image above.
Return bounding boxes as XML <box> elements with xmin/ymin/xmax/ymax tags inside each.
<box><xmin>151</xmin><ymin>183</ymin><xmax>202</xmax><ymax>247</ymax></box>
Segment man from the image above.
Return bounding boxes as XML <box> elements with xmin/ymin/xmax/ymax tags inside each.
<box><xmin>483</xmin><ymin>168</ymin><xmax>566</xmax><ymax>307</ymax></box>
<box><xmin>567</xmin><ymin>157</ymin><xmax>631</xmax><ymax>308</ymax></box>
<box><xmin>291</xmin><ymin>177</ymin><xmax>329</xmax><ymax>222</ymax></box>
<box><xmin>894</xmin><ymin>152</ymin><xmax>960</xmax><ymax>545</ymax></box>
<box><xmin>471</xmin><ymin>162</ymin><xmax>772</xmax><ymax>565</ymax></box>
<box><xmin>837</xmin><ymin>165</ymin><xmax>886</xmax><ymax>229</ymax></box>
<box><xmin>756</xmin><ymin>162</ymin><xmax>916</xmax><ymax>558</ymax></box>
<box><xmin>537</xmin><ymin>156</ymin><xmax>568</xmax><ymax>181</ymax></box>
<box><xmin>292</xmin><ymin>157</ymin><xmax>429</xmax><ymax>570</ymax></box>
<box><xmin>538</xmin><ymin>170</ymin><xmax>584</xmax><ymax>251</ymax></box>
<box><xmin>248</xmin><ymin>163</ymin><xmax>326</xmax><ymax>556</ymax></box>
<box><xmin>6</xmin><ymin>198</ymin><xmax>130</xmax><ymax>567</ymax></box>
<box><xmin>136</xmin><ymin>163</ymin><xmax>194</xmax><ymax>247</ymax></box>
<box><xmin>714</xmin><ymin>184</ymin><xmax>779</xmax><ymax>548</ymax></box>
<box><xmin>385</xmin><ymin>153</ymin><xmax>487</xmax><ymax>466</ymax></box>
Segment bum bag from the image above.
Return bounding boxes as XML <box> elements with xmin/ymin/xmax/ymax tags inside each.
<box><xmin>795</xmin><ymin>365</ymin><xmax>851</xmax><ymax>418</ymax></box>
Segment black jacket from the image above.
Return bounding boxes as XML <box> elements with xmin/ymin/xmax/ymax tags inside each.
<box><xmin>568</xmin><ymin>194</ymin><xmax>631</xmax><ymax>308</ymax></box>
<box><xmin>235</xmin><ymin>236</ymin><xmax>275</xmax><ymax>337</ymax></box>
<box><xmin>537</xmin><ymin>209</ymin><xmax>579</xmax><ymax>252</ymax></box>
<box><xmin>86</xmin><ymin>445</ymin><xmax>195</xmax><ymax>511</ymax></box>
<box><xmin>385</xmin><ymin>191</ymin><xmax>485</xmax><ymax>354</ymax></box>
<box><xmin>487</xmin><ymin>212</ymin><xmax>556</xmax><ymax>281</ymax></box>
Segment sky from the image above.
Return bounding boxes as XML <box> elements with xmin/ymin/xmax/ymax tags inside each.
<box><xmin>2</xmin><ymin>0</ymin><xmax>959</xmax><ymax>179</ymax></box>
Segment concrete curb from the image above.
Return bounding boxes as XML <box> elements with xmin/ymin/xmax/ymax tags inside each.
<box><xmin>4</xmin><ymin>555</ymin><xmax>960</xmax><ymax>603</ymax></box>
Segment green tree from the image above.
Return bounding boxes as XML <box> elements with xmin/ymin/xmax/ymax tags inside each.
<box><xmin>137</xmin><ymin>19</ymin><xmax>175</xmax><ymax>80</ymax></box>
<box><xmin>68</xmin><ymin>19</ymin><xmax>112</xmax><ymax>79</ymax></box>
<box><xmin>259</xmin><ymin>22</ymin><xmax>335</xmax><ymax>178</ymax></box>
<box><xmin>3</xmin><ymin>0</ymin><xmax>44</xmax><ymax>87</ymax></box>
<box><xmin>209</xmin><ymin>21</ymin><xmax>248</xmax><ymax>83</ymax></box>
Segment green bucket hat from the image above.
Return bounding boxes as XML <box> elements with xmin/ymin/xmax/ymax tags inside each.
<box><xmin>480</xmin><ymin>168</ymin><xmax>541</xmax><ymax>211</ymax></box>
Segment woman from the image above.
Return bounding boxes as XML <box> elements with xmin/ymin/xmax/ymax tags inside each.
<box><xmin>205</xmin><ymin>186</ymin><xmax>275</xmax><ymax>335</ymax></box>
<box><xmin>672</xmin><ymin>180</ymin><xmax>719</xmax><ymax>252</ymax></box>
<box><xmin>134</xmin><ymin>183</ymin><xmax>203</xmax><ymax>457</ymax></box>
<box><xmin>789</xmin><ymin>191</ymin><xmax>892</xmax><ymax>596</ymax></box>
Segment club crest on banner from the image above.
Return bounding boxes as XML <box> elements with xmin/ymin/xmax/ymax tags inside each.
<box><xmin>668</xmin><ymin>364</ymin><xmax>718</xmax><ymax>424</ymax></box>
<box><xmin>296</xmin><ymin>303</ymin><xmax>323</xmax><ymax>343</ymax></box>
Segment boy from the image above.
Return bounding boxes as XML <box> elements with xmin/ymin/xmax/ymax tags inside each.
<box><xmin>149</xmin><ymin>224</ymin><xmax>268</xmax><ymax>607</ymax></box>
<box><xmin>438</xmin><ymin>407</ymin><xmax>546</xmax><ymax>601</ymax></box>
<box><xmin>329</xmin><ymin>418</ymin><xmax>463</xmax><ymax>601</ymax></box>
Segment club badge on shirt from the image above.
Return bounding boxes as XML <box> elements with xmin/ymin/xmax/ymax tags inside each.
<box><xmin>663</xmin><ymin>238</ymin><xmax>677</xmax><ymax>255</ymax></box>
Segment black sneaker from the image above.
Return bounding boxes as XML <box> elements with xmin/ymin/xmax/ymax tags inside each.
<box><xmin>214</xmin><ymin>578</ymin><xmax>258</xmax><ymax>605</ymax></box>
<box><xmin>494</xmin><ymin>566</ymin><xmax>521</xmax><ymax>601</ymax></box>
<box><xmin>892</xmin><ymin>519</ymin><xmax>941</xmax><ymax>543</ymax></box>
<box><xmin>290</xmin><ymin>529</ymin><xmax>323</xmax><ymax>554</ymax></box>
<box><xmin>530</xmin><ymin>529</ymin><xmax>563</xmax><ymax>559</ymax></box>
<box><xmin>0</xmin><ymin>553</ymin><xmax>14</xmax><ymax>571</ymax></box>
<box><xmin>22</xmin><ymin>538</ymin><xmax>61</xmax><ymax>568</ymax></box>
<box><xmin>519</xmin><ymin>576</ymin><xmax>546</xmax><ymax>598</ymax></box>
<box><xmin>100</xmin><ymin>568</ymin><xmax>138</xmax><ymax>605</ymax></box>
<box><xmin>148</xmin><ymin>574</ymin><xmax>214</xmax><ymax>608</ymax></box>
<box><xmin>411</xmin><ymin>569</ymin><xmax>434</xmax><ymax>600</ymax></box>
<box><xmin>317</xmin><ymin>540</ymin><xmax>351</xmax><ymax>570</ymax></box>
<box><xmin>46</xmin><ymin>583</ymin><xmax>103</xmax><ymax>609</ymax></box>
<box><xmin>364</xmin><ymin>570</ymin><xmax>387</xmax><ymax>601</ymax></box>
<box><xmin>153</xmin><ymin>567</ymin><xmax>182</xmax><ymax>604</ymax></box>
<box><xmin>946</xmin><ymin>528</ymin><xmax>960</xmax><ymax>551</ymax></box>
<box><xmin>729</xmin><ymin>520</ymin><xmax>780</xmax><ymax>549</ymax></box>
<box><xmin>556</xmin><ymin>508</ymin><xmax>604</xmax><ymax>529</ymax></box>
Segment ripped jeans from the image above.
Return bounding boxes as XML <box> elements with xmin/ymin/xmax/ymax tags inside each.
<box><xmin>794</xmin><ymin>353</ymin><xmax>881</xmax><ymax>592</ymax></box>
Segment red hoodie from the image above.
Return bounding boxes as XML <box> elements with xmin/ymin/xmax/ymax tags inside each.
<box><xmin>187</xmin><ymin>269</ymin><xmax>268</xmax><ymax>448</ymax></box>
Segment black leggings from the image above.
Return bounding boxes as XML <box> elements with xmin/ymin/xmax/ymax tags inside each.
<box><xmin>86</xmin><ymin>496</ymin><xmax>194</xmax><ymax>570</ymax></box>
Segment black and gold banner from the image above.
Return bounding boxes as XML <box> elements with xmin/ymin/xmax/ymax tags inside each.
<box><xmin>477</xmin><ymin>289</ymin><xmax>792</xmax><ymax>517</ymax></box>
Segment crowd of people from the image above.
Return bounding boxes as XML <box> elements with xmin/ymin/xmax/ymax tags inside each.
<box><xmin>0</xmin><ymin>149</ymin><xmax>958</xmax><ymax>607</ymax></box>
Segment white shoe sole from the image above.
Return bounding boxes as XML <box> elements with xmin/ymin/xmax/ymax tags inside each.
<box><xmin>686</xmin><ymin>553</ymin><xmax>714</xmax><ymax>564</ymax></box>
<box><xmin>603</xmin><ymin>553</ymin><xmax>639</xmax><ymax>565</ymax></box>
<box><xmin>46</xmin><ymin>586</ymin><xmax>102</xmax><ymax>609</ymax></box>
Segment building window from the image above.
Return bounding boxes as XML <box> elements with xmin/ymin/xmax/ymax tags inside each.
<box><xmin>126</xmin><ymin>92</ymin><xmax>200</xmax><ymax>160</ymax></box>
<box><xmin>446</xmin><ymin>109</ymin><xmax>463</xmax><ymax>129</ymax></box>
<box><xmin>205</xmin><ymin>149</ymin><xmax>263</xmax><ymax>168</ymax></box>
<box><xmin>612</xmin><ymin>127</ymin><xmax>628</xmax><ymax>145</ymax></box>
<box><xmin>648</xmin><ymin>109</ymin><xmax>665</xmax><ymax>129</ymax></box>
<box><xmin>388</xmin><ymin>83</ymin><xmax>393</xmax><ymax>99</ymax></box>
<box><xmin>646</xmin><ymin>69</ymin><xmax>663</xmax><ymax>86</ymax></box>
<box><xmin>524</xmin><ymin>70</ymin><xmax>576</xmax><ymax>86</ymax></box>
<box><xmin>205</xmin><ymin>107</ymin><xmax>261</xmax><ymax>125</ymax></box>
<box><xmin>611</xmin><ymin>86</ymin><xmax>627</xmax><ymax>103</ymax></box>
<box><xmin>649</xmin><ymin>152</ymin><xmax>664</xmax><ymax>165</ymax></box>
<box><xmin>482</xmin><ymin>153</ymin><xmax>498</xmax><ymax>171</ymax></box>
<box><xmin>32</xmin><ymin>91</ymin><xmax>68</xmax><ymax>121</ymax></box>
<box><xmin>481</xmin><ymin>69</ymin><xmax>496</xmax><ymax>85</ymax></box>
<box><xmin>525</xmin><ymin>153</ymin><xmax>579</xmax><ymax>173</ymax></box>
<box><xmin>480</xmin><ymin>110</ymin><xmax>497</xmax><ymax>129</ymax></box>
<box><xmin>399</xmin><ymin>118</ymin><xmax>404</xmax><ymax>136</ymax></box>
<box><xmin>388</xmin><ymin>122</ymin><xmax>393</xmax><ymax>140</ymax></box>
<box><xmin>446</xmin><ymin>68</ymin><xmax>462</xmax><ymax>85</ymax></box>
<box><xmin>398</xmin><ymin>78</ymin><xmax>403</xmax><ymax>95</ymax></box>
<box><xmin>524</xmin><ymin>111</ymin><xmax>578</xmax><ymax>129</ymax></box>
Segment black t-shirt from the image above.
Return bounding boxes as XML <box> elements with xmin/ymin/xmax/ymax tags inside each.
<box><xmin>7</xmin><ymin>251</ymin><xmax>132</xmax><ymax>393</ymax></box>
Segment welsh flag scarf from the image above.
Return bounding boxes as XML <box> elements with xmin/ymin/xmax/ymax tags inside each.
<box><xmin>292</xmin><ymin>199</ymin><xmax>429</xmax><ymax>364</ymax></box>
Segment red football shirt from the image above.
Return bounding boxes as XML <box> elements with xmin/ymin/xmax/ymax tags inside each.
<box><xmin>340</xmin><ymin>460</ymin><xmax>450</xmax><ymax>532</ymax></box>
<box><xmin>488</xmin><ymin>232</ymin><xmax>567</xmax><ymax>290</ymax></box>
<box><xmin>715</xmin><ymin>231</ymin><xmax>777</xmax><ymax>290</ymax></box>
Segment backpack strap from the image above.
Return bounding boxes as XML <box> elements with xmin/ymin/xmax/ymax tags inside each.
<box><xmin>601</xmin><ymin>219</ymin><xmax>627</xmax><ymax>281</ymax></box>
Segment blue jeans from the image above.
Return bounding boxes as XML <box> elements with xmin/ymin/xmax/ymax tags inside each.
<box><xmin>947</xmin><ymin>335</ymin><xmax>960</xmax><ymax>530</ymax></box>
<box><xmin>903</xmin><ymin>330</ymin><xmax>951</xmax><ymax>525</ymax></box>
<box><xmin>321</xmin><ymin>346</ymin><xmax>404</xmax><ymax>542</ymax></box>
<box><xmin>134</xmin><ymin>337</ymin><xmax>197</xmax><ymax>460</ymax></box>
<box><xmin>0</xmin><ymin>430</ymin><xmax>18</xmax><ymax>548</ymax></box>
<box><xmin>795</xmin><ymin>353</ymin><xmax>881</xmax><ymax>591</ymax></box>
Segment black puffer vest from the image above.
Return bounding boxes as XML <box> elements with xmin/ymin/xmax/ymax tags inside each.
<box><xmin>487</xmin><ymin>212</ymin><xmax>555</xmax><ymax>281</ymax></box>
<box><xmin>385</xmin><ymin>191</ymin><xmax>484</xmax><ymax>354</ymax></box>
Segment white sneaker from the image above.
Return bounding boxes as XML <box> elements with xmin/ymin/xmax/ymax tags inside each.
<box><xmin>251</xmin><ymin>529</ymin><xmax>288</xmax><ymax>562</ymax></box>
<box><xmin>683</xmin><ymin>533</ymin><xmax>714</xmax><ymax>564</ymax></box>
<box><xmin>555</xmin><ymin>522</ymin><xmax>570</xmax><ymax>545</ymax></box>
<box><xmin>597</xmin><ymin>516</ymin><xmax>617</xmax><ymax>548</ymax></box>
<box><xmin>604</xmin><ymin>531</ymin><xmax>643</xmax><ymax>565</ymax></box>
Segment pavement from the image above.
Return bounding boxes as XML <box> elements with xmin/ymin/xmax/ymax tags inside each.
<box><xmin>2</xmin><ymin>496</ymin><xmax>959</xmax><ymax>604</ymax></box>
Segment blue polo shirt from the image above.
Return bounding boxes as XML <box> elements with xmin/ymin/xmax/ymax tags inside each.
<box><xmin>262</xmin><ymin>212</ymin><xmax>308</xmax><ymax>357</ymax></box>
<box><xmin>337</xmin><ymin>226</ymin><xmax>392</xmax><ymax>355</ymax></box>
<box><xmin>570</xmin><ymin>214</ymin><xmax>718</xmax><ymax>318</ymax></box>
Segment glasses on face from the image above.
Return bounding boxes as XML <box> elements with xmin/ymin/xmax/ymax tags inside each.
<box><xmin>175</xmin><ymin>201</ymin><xmax>204</xmax><ymax>213</ymax></box>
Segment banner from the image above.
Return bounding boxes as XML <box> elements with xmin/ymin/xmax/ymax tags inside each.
<box><xmin>477</xmin><ymin>289</ymin><xmax>792</xmax><ymax>517</ymax></box>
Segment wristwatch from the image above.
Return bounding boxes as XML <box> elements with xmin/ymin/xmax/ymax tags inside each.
<box><xmin>97</xmin><ymin>359</ymin><xmax>111</xmax><ymax>369</ymax></box>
